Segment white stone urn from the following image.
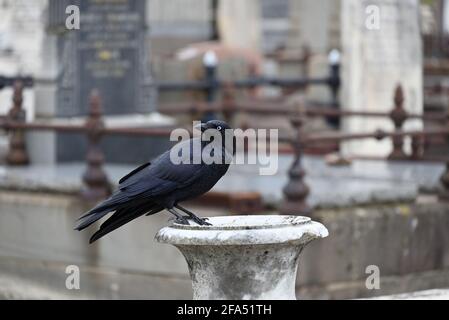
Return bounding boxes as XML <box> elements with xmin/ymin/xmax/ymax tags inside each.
<box><xmin>155</xmin><ymin>215</ymin><xmax>328</xmax><ymax>300</ymax></box>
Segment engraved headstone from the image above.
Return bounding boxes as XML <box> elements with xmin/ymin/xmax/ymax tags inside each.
<box><xmin>57</xmin><ymin>0</ymin><xmax>155</xmax><ymax>117</ymax></box>
<box><xmin>341</xmin><ymin>0</ymin><xmax>423</xmax><ymax>157</ymax></box>
<box><xmin>29</xmin><ymin>0</ymin><xmax>171</xmax><ymax>165</ymax></box>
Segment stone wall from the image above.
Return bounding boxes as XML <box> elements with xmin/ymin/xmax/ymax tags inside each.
<box><xmin>0</xmin><ymin>189</ymin><xmax>448</xmax><ymax>299</ymax></box>
<box><xmin>298</xmin><ymin>202</ymin><xmax>449</xmax><ymax>299</ymax></box>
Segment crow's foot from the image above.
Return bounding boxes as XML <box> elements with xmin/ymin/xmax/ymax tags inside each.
<box><xmin>189</xmin><ymin>215</ymin><xmax>212</xmax><ymax>226</ymax></box>
<box><xmin>174</xmin><ymin>216</ymin><xmax>190</xmax><ymax>225</ymax></box>
<box><xmin>174</xmin><ymin>204</ymin><xmax>212</xmax><ymax>226</ymax></box>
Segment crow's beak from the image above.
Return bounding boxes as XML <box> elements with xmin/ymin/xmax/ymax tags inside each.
<box><xmin>194</xmin><ymin>123</ymin><xmax>208</xmax><ymax>132</ymax></box>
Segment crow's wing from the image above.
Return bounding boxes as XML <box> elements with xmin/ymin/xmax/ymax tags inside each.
<box><xmin>118</xmin><ymin>162</ymin><xmax>152</xmax><ymax>184</ymax></box>
<box><xmin>118</xmin><ymin>139</ymin><xmax>208</xmax><ymax>198</ymax></box>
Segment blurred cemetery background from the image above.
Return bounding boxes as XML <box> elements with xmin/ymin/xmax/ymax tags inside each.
<box><xmin>0</xmin><ymin>0</ymin><xmax>449</xmax><ymax>299</ymax></box>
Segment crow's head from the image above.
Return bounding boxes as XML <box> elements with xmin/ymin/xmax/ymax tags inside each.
<box><xmin>198</xmin><ymin>120</ymin><xmax>231</xmax><ymax>133</ymax></box>
<box><xmin>196</xmin><ymin>120</ymin><xmax>234</xmax><ymax>153</ymax></box>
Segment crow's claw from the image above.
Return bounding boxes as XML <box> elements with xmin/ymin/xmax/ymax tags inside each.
<box><xmin>190</xmin><ymin>216</ymin><xmax>212</xmax><ymax>226</ymax></box>
<box><xmin>174</xmin><ymin>217</ymin><xmax>190</xmax><ymax>225</ymax></box>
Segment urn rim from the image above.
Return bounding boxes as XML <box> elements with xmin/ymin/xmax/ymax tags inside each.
<box><xmin>155</xmin><ymin>215</ymin><xmax>328</xmax><ymax>246</ymax></box>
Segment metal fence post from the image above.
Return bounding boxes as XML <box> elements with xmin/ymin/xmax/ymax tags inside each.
<box><xmin>327</xmin><ymin>49</ymin><xmax>341</xmax><ymax>128</ymax></box>
<box><xmin>410</xmin><ymin>134</ymin><xmax>423</xmax><ymax>160</ymax></box>
<box><xmin>279</xmin><ymin>98</ymin><xmax>311</xmax><ymax>215</ymax></box>
<box><xmin>440</xmin><ymin>163</ymin><xmax>449</xmax><ymax>201</ymax></box>
<box><xmin>440</xmin><ymin>111</ymin><xmax>449</xmax><ymax>201</ymax></box>
<box><xmin>388</xmin><ymin>84</ymin><xmax>407</xmax><ymax>160</ymax></box>
<box><xmin>81</xmin><ymin>90</ymin><xmax>111</xmax><ymax>202</ymax></box>
<box><xmin>6</xmin><ymin>80</ymin><xmax>29</xmax><ymax>166</ymax></box>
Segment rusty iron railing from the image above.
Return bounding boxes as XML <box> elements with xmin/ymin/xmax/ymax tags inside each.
<box><xmin>0</xmin><ymin>82</ymin><xmax>174</xmax><ymax>203</ymax></box>
<box><xmin>278</xmin><ymin>85</ymin><xmax>449</xmax><ymax>214</ymax></box>
<box><xmin>5</xmin><ymin>81</ymin><xmax>29</xmax><ymax>165</ymax></box>
<box><xmin>80</xmin><ymin>91</ymin><xmax>110</xmax><ymax>202</ymax></box>
<box><xmin>1</xmin><ymin>79</ymin><xmax>448</xmax><ymax>214</ymax></box>
<box><xmin>159</xmin><ymin>83</ymin><xmax>448</xmax><ymax>159</ymax></box>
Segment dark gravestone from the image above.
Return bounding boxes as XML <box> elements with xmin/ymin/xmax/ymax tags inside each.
<box><xmin>47</xmin><ymin>0</ymin><xmax>170</xmax><ymax>164</ymax></box>
<box><xmin>57</xmin><ymin>0</ymin><xmax>155</xmax><ymax>116</ymax></box>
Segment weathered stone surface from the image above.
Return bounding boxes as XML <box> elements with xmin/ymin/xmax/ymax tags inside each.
<box><xmin>297</xmin><ymin>202</ymin><xmax>449</xmax><ymax>299</ymax></box>
<box><xmin>0</xmin><ymin>255</ymin><xmax>191</xmax><ymax>300</ymax></box>
<box><xmin>0</xmin><ymin>190</ymin><xmax>448</xmax><ymax>299</ymax></box>
<box><xmin>298</xmin><ymin>268</ymin><xmax>449</xmax><ymax>300</ymax></box>
<box><xmin>366</xmin><ymin>288</ymin><xmax>449</xmax><ymax>300</ymax></box>
<box><xmin>156</xmin><ymin>216</ymin><xmax>328</xmax><ymax>299</ymax></box>
<box><xmin>341</xmin><ymin>0</ymin><xmax>423</xmax><ymax>157</ymax></box>
<box><xmin>0</xmin><ymin>191</ymin><xmax>192</xmax><ymax>276</ymax></box>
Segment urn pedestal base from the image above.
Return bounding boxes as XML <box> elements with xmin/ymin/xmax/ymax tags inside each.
<box><xmin>156</xmin><ymin>215</ymin><xmax>328</xmax><ymax>300</ymax></box>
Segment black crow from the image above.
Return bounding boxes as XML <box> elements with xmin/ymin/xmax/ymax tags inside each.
<box><xmin>75</xmin><ymin>120</ymin><xmax>233</xmax><ymax>243</ymax></box>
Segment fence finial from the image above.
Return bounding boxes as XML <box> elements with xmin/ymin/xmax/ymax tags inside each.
<box><xmin>6</xmin><ymin>80</ymin><xmax>29</xmax><ymax>165</ymax></box>
<box><xmin>81</xmin><ymin>89</ymin><xmax>110</xmax><ymax>202</ymax></box>
<box><xmin>388</xmin><ymin>84</ymin><xmax>407</xmax><ymax>160</ymax></box>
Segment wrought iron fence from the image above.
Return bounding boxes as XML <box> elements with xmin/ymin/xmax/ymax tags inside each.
<box><xmin>0</xmin><ymin>77</ymin><xmax>448</xmax><ymax>215</ymax></box>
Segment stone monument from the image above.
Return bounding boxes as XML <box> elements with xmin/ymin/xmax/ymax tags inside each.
<box><xmin>284</xmin><ymin>0</ymin><xmax>422</xmax><ymax>156</ymax></box>
<box><xmin>56</xmin><ymin>0</ymin><xmax>154</xmax><ymax>117</ymax></box>
<box><xmin>30</xmin><ymin>0</ymin><xmax>173</xmax><ymax>164</ymax></box>
<box><xmin>341</xmin><ymin>0</ymin><xmax>423</xmax><ymax>157</ymax></box>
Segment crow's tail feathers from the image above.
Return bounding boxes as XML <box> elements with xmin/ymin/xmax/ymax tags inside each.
<box><xmin>74</xmin><ymin>191</ymin><xmax>130</xmax><ymax>231</ymax></box>
<box><xmin>89</xmin><ymin>203</ymin><xmax>164</xmax><ymax>243</ymax></box>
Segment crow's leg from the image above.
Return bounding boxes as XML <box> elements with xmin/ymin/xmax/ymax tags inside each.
<box><xmin>167</xmin><ymin>208</ymin><xmax>189</xmax><ymax>225</ymax></box>
<box><xmin>175</xmin><ymin>204</ymin><xmax>212</xmax><ymax>226</ymax></box>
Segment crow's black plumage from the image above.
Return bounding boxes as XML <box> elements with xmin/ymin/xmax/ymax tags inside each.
<box><xmin>75</xmin><ymin>120</ymin><xmax>233</xmax><ymax>243</ymax></box>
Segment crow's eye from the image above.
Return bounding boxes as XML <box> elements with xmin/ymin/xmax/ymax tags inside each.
<box><xmin>216</xmin><ymin>126</ymin><xmax>222</xmax><ymax>131</ymax></box>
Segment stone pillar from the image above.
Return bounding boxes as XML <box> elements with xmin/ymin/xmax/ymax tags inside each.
<box><xmin>341</xmin><ymin>0</ymin><xmax>423</xmax><ymax>157</ymax></box>
<box><xmin>286</xmin><ymin>0</ymin><xmax>341</xmax><ymax>104</ymax></box>
<box><xmin>217</xmin><ymin>0</ymin><xmax>262</xmax><ymax>50</ymax></box>
<box><xmin>156</xmin><ymin>215</ymin><xmax>328</xmax><ymax>300</ymax></box>
<box><xmin>443</xmin><ymin>0</ymin><xmax>449</xmax><ymax>34</ymax></box>
<box><xmin>287</xmin><ymin>0</ymin><xmax>341</xmax><ymax>53</ymax></box>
